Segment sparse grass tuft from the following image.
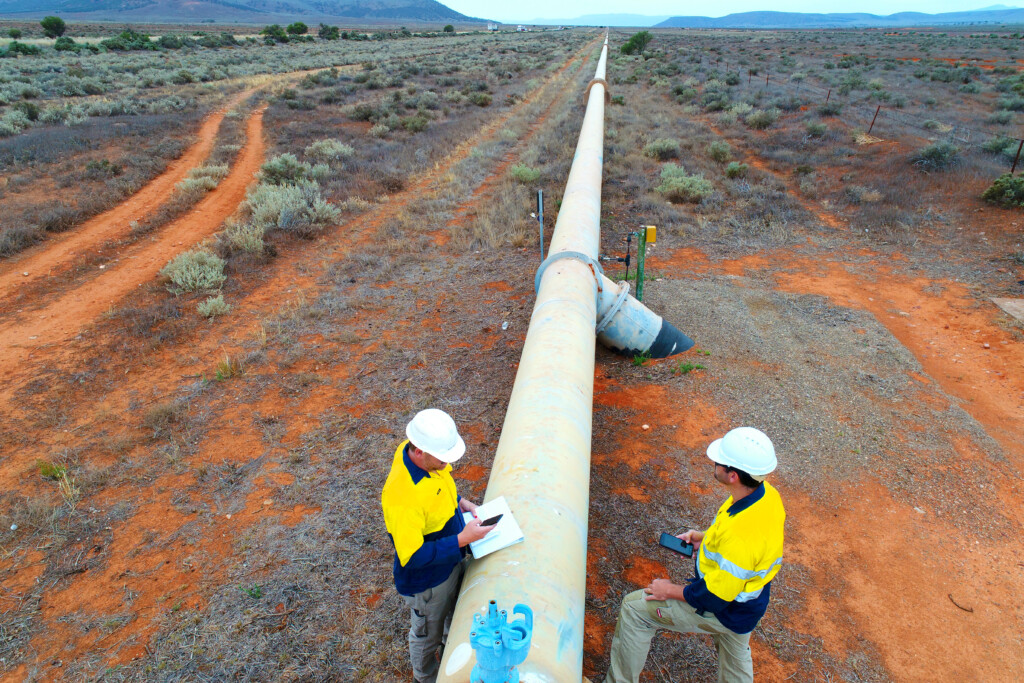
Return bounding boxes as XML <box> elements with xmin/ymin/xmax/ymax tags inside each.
<box><xmin>215</xmin><ymin>355</ymin><xmax>244</xmax><ymax>381</ymax></box>
<box><xmin>672</xmin><ymin>361</ymin><xmax>706</xmax><ymax>375</ymax></box>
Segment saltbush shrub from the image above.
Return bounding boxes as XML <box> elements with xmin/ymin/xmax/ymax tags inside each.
<box><xmin>160</xmin><ymin>249</ymin><xmax>226</xmax><ymax>293</ymax></box>
<box><xmin>745</xmin><ymin>108</ymin><xmax>780</xmax><ymax>130</ymax></box>
<box><xmin>509</xmin><ymin>164</ymin><xmax>541</xmax><ymax>183</ymax></box>
<box><xmin>707</xmin><ymin>140</ymin><xmax>731</xmax><ymax>163</ymax></box>
<box><xmin>726</xmin><ymin>161</ymin><xmax>748</xmax><ymax>178</ymax></box>
<box><xmin>220</xmin><ymin>222</ymin><xmax>265</xmax><ymax>256</ymax></box>
<box><xmin>259</xmin><ymin>154</ymin><xmax>311</xmax><ymax>185</ymax></box>
<box><xmin>642</xmin><ymin>138</ymin><xmax>680</xmax><ymax>160</ymax></box>
<box><xmin>818</xmin><ymin>102</ymin><xmax>842</xmax><ymax>117</ymax></box>
<box><xmin>244</xmin><ymin>180</ymin><xmax>339</xmax><ymax>236</ymax></box>
<box><xmin>806</xmin><ymin>121</ymin><xmax>828</xmax><ymax>138</ymax></box>
<box><xmin>304</xmin><ymin>138</ymin><xmax>353</xmax><ymax>161</ymax></box>
<box><xmin>198</xmin><ymin>294</ymin><xmax>231</xmax><ymax>317</ymax></box>
<box><xmin>910</xmin><ymin>142</ymin><xmax>959</xmax><ymax>172</ymax></box>
<box><xmin>469</xmin><ymin>92</ymin><xmax>492</xmax><ymax>107</ymax></box>
<box><xmin>982</xmin><ymin>173</ymin><xmax>1024</xmax><ymax>207</ymax></box>
<box><xmin>655</xmin><ymin>164</ymin><xmax>713</xmax><ymax>204</ymax></box>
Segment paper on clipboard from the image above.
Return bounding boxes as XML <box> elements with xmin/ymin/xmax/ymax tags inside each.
<box><xmin>461</xmin><ymin>496</ymin><xmax>524</xmax><ymax>559</ymax></box>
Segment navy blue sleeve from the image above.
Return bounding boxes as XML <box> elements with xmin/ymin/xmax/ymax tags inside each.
<box><xmin>401</xmin><ymin>533</ymin><xmax>461</xmax><ymax>571</ymax></box>
<box><xmin>683</xmin><ymin>577</ymin><xmax>731</xmax><ymax>613</ymax></box>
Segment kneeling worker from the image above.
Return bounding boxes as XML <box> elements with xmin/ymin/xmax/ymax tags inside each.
<box><xmin>606</xmin><ymin>427</ymin><xmax>785</xmax><ymax>683</ymax></box>
<box><xmin>381</xmin><ymin>408</ymin><xmax>495</xmax><ymax>683</ymax></box>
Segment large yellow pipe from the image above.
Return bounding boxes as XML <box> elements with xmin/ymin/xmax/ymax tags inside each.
<box><xmin>438</xmin><ymin>35</ymin><xmax>609</xmax><ymax>683</ymax></box>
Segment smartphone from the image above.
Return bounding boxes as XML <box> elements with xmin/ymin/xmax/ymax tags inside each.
<box><xmin>479</xmin><ymin>513</ymin><xmax>503</xmax><ymax>527</ymax></box>
<box><xmin>659</xmin><ymin>532</ymin><xmax>694</xmax><ymax>557</ymax></box>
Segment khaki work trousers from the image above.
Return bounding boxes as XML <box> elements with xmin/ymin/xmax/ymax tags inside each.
<box><xmin>606</xmin><ymin>589</ymin><xmax>754</xmax><ymax>683</ymax></box>
<box><xmin>401</xmin><ymin>559</ymin><xmax>466</xmax><ymax>683</ymax></box>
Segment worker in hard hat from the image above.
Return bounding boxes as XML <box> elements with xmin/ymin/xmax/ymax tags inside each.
<box><xmin>381</xmin><ymin>408</ymin><xmax>495</xmax><ymax>683</ymax></box>
<box><xmin>605</xmin><ymin>427</ymin><xmax>785</xmax><ymax>683</ymax></box>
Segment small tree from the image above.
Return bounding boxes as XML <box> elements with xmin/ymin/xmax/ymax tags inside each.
<box><xmin>8</xmin><ymin>28</ymin><xmax>22</xmax><ymax>39</ymax></box>
<box><xmin>318</xmin><ymin>23</ymin><xmax>339</xmax><ymax>40</ymax></box>
<box><xmin>286</xmin><ymin>22</ymin><xmax>307</xmax><ymax>35</ymax></box>
<box><xmin>620</xmin><ymin>30</ymin><xmax>652</xmax><ymax>55</ymax></box>
<box><xmin>40</xmin><ymin>16</ymin><xmax>66</xmax><ymax>38</ymax></box>
<box><xmin>260</xmin><ymin>24</ymin><xmax>289</xmax><ymax>43</ymax></box>
<box><xmin>443</xmin><ymin>24</ymin><xmax>455</xmax><ymax>33</ymax></box>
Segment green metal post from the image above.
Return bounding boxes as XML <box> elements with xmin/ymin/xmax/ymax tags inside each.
<box><xmin>635</xmin><ymin>228</ymin><xmax>647</xmax><ymax>302</ymax></box>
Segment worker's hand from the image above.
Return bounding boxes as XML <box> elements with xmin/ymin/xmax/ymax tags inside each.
<box><xmin>643</xmin><ymin>578</ymin><xmax>678</xmax><ymax>601</ymax></box>
<box><xmin>677</xmin><ymin>529</ymin><xmax>704</xmax><ymax>553</ymax></box>
<box><xmin>457</xmin><ymin>518</ymin><xmax>495</xmax><ymax>547</ymax></box>
<box><xmin>459</xmin><ymin>498</ymin><xmax>479</xmax><ymax>514</ymax></box>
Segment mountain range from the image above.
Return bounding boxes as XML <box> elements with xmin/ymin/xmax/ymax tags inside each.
<box><xmin>0</xmin><ymin>0</ymin><xmax>483</xmax><ymax>24</ymax></box>
<box><xmin>656</xmin><ymin>7</ymin><xmax>1024</xmax><ymax>28</ymax></box>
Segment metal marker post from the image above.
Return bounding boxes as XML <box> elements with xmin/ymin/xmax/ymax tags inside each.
<box><xmin>537</xmin><ymin>189</ymin><xmax>544</xmax><ymax>260</ymax></box>
<box><xmin>1012</xmin><ymin>140</ymin><xmax>1024</xmax><ymax>174</ymax></box>
<box><xmin>635</xmin><ymin>228</ymin><xmax>647</xmax><ymax>302</ymax></box>
<box><xmin>868</xmin><ymin>105</ymin><xmax>881</xmax><ymax>134</ymax></box>
<box><xmin>826</xmin><ymin>88</ymin><xmax>831</xmax><ymax>103</ymax></box>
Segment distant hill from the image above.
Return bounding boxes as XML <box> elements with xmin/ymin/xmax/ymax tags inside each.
<box><xmin>0</xmin><ymin>0</ymin><xmax>485</xmax><ymax>24</ymax></box>
<box><xmin>528</xmin><ymin>13</ymin><xmax>669</xmax><ymax>27</ymax></box>
<box><xmin>657</xmin><ymin>7</ymin><xmax>1024</xmax><ymax>29</ymax></box>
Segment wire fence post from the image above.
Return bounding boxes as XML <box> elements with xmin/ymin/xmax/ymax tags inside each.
<box><xmin>868</xmin><ymin>105</ymin><xmax>881</xmax><ymax>134</ymax></box>
<box><xmin>1012</xmin><ymin>139</ymin><xmax>1024</xmax><ymax>174</ymax></box>
<box><xmin>765</xmin><ymin>73</ymin><xmax>769</xmax><ymax>86</ymax></box>
<box><xmin>825</xmin><ymin>88</ymin><xmax>831</xmax><ymax>103</ymax></box>
<box><xmin>748</xmin><ymin>70</ymin><xmax>751</xmax><ymax>86</ymax></box>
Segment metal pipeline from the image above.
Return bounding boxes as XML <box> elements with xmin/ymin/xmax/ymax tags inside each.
<box><xmin>438</xmin><ymin>35</ymin><xmax>689</xmax><ymax>682</ymax></box>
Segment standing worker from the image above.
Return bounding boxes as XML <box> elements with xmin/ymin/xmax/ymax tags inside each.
<box><xmin>381</xmin><ymin>408</ymin><xmax>496</xmax><ymax>683</ymax></box>
<box><xmin>605</xmin><ymin>427</ymin><xmax>785</xmax><ymax>683</ymax></box>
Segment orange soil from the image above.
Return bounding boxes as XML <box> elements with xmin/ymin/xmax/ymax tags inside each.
<box><xmin>650</xmin><ymin>247</ymin><xmax>1024</xmax><ymax>464</ymax></box>
<box><xmin>0</xmin><ymin>89</ymin><xmax>254</xmax><ymax>301</ymax></box>
<box><xmin>0</xmin><ymin>107</ymin><xmax>266</xmax><ymax>387</ymax></box>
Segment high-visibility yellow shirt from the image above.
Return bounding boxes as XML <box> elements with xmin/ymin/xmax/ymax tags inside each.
<box><xmin>381</xmin><ymin>440</ymin><xmax>466</xmax><ymax>596</ymax></box>
<box><xmin>682</xmin><ymin>481</ymin><xmax>785</xmax><ymax>633</ymax></box>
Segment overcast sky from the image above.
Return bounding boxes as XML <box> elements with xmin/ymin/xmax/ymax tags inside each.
<box><xmin>443</xmin><ymin>1</ymin><xmax>1022</xmax><ymax>22</ymax></box>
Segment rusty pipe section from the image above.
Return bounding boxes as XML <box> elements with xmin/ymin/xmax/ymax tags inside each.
<box><xmin>438</xmin><ymin>35</ymin><xmax>610</xmax><ymax>683</ymax></box>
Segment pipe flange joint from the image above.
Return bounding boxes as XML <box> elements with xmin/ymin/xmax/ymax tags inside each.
<box><xmin>584</xmin><ymin>78</ymin><xmax>611</xmax><ymax>104</ymax></box>
<box><xmin>534</xmin><ymin>251</ymin><xmax>605</xmax><ymax>305</ymax></box>
<box><xmin>595</xmin><ymin>280</ymin><xmax>630</xmax><ymax>335</ymax></box>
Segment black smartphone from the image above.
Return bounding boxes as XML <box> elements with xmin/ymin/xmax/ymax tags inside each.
<box><xmin>480</xmin><ymin>513</ymin><xmax>503</xmax><ymax>527</ymax></box>
<box><xmin>659</xmin><ymin>532</ymin><xmax>694</xmax><ymax>557</ymax></box>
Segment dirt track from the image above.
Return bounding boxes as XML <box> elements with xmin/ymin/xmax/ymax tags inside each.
<box><xmin>0</xmin><ymin>107</ymin><xmax>265</xmax><ymax>388</ymax></box>
<box><xmin>0</xmin><ymin>89</ymin><xmax>255</xmax><ymax>302</ymax></box>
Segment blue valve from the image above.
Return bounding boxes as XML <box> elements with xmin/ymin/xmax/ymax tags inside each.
<box><xmin>469</xmin><ymin>600</ymin><xmax>533</xmax><ymax>683</ymax></box>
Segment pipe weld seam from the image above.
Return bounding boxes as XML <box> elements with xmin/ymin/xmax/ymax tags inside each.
<box><xmin>584</xmin><ymin>77</ymin><xmax>611</xmax><ymax>104</ymax></box>
<box><xmin>534</xmin><ymin>251</ymin><xmax>604</xmax><ymax>306</ymax></box>
<box><xmin>595</xmin><ymin>280</ymin><xmax>630</xmax><ymax>335</ymax></box>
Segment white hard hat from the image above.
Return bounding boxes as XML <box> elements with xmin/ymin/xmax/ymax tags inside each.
<box><xmin>406</xmin><ymin>409</ymin><xmax>466</xmax><ymax>464</ymax></box>
<box><xmin>707</xmin><ymin>427</ymin><xmax>777</xmax><ymax>479</ymax></box>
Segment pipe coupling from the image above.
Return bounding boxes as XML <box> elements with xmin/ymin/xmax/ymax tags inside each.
<box><xmin>584</xmin><ymin>78</ymin><xmax>611</xmax><ymax>104</ymax></box>
<box><xmin>534</xmin><ymin>251</ymin><xmax>605</xmax><ymax>306</ymax></box>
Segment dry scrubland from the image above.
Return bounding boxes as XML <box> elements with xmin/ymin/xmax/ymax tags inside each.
<box><xmin>0</xmin><ymin>23</ymin><xmax>1021</xmax><ymax>683</ymax></box>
